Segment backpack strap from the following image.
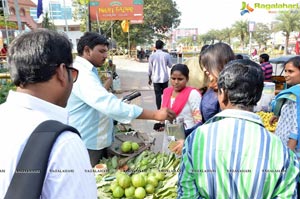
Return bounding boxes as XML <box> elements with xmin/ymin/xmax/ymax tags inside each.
<box><xmin>4</xmin><ymin>120</ymin><xmax>80</xmax><ymax>199</ymax></box>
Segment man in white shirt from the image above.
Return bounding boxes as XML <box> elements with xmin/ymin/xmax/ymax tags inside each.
<box><xmin>0</xmin><ymin>29</ymin><xmax>97</xmax><ymax>198</ymax></box>
<box><xmin>67</xmin><ymin>32</ymin><xmax>176</xmax><ymax>167</ymax></box>
<box><xmin>148</xmin><ymin>39</ymin><xmax>173</xmax><ymax>109</ymax></box>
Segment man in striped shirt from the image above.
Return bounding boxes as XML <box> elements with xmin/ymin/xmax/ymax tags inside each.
<box><xmin>259</xmin><ymin>53</ymin><xmax>273</xmax><ymax>81</ymax></box>
<box><xmin>177</xmin><ymin>59</ymin><xmax>299</xmax><ymax>198</ymax></box>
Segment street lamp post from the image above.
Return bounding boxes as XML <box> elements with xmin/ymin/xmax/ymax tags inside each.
<box><xmin>248</xmin><ymin>21</ymin><xmax>255</xmax><ymax>56</ymax></box>
<box><xmin>13</xmin><ymin>0</ymin><xmax>22</xmax><ymax>32</ymax></box>
<box><xmin>62</xmin><ymin>0</ymin><xmax>69</xmax><ymax>33</ymax></box>
<box><xmin>2</xmin><ymin>0</ymin><xmax>9</xmax><ymax>44</ymax></box>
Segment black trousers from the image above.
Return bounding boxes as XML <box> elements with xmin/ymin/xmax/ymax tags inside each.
<box><xmin>153</xmin><ymin>81</ymin><xmax>169</xmax><ymax>109</ymax></box>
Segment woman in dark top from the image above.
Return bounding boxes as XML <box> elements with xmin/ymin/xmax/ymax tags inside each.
<box><xmin>200</xmin><ymin>43</ymin><xmax>235</xmax><ymax>122</ymax></box>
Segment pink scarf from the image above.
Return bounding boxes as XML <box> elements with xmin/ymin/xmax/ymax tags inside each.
<box><xmin>162</xmin><ymin>86</ymin><xmax>196</xmax><ymax>116</ymax></box>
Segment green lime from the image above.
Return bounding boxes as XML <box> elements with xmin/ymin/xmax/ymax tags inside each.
<box><xmin>134</xmin><ymin>187</ymin><xmax>146</xmax><ymax>199</ymax></box>
<box><xmin>131</xmin><ymin>142</ymin><xmax>140</xmax><ymax>151</ymax></box>
<box><xmin>125</xmin><ymin>186</ymin><xmax>135</xmax><ymax>197</ymax></box>
<box><xmin>112</xmin><ymin>185</ymin><xmax>124</xmax><ymax>198</ymax></box>
<box><xmin>121</xmin><ymin>141</ymin><xmax>132</xmax><ymax>153</ymax></box>
<box><xmin>131</xmin><ymin>173</ymin><xmax>146</xmax><ymax>188</ymax></box>
<box><xmin>145</xmin><ymin>183</ymin><xmax>155</xmax><ymax>194</ymax></box>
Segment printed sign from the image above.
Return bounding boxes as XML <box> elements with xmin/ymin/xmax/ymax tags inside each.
<box><xmin>89</xmin><ymin>0</ymin><xmax>144</xmax><ymax>21</ymax></box>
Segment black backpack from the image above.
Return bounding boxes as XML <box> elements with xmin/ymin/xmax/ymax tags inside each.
<box><xmin>4</xmin><ymin>120</ymin><xmax>80</xmax><ymax>199</ymax></box>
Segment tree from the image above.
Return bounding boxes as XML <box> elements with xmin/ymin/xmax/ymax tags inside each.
<box><xmin>252</xmin><ymin>23</ymin><xmax>271</xmax><ymax>49</ymax></box>
<box><xmin>72</xmin><ymin>0</ymin><xmax>181</xmax><ymax>48</ymax></box>
<box><xmin>143</xmin><ymin>0</ymin><xmax>180</xmax><ymax>34</ymax></box>
<box><xmin>218</xmin><ymin>28</ymin><xmax>233</xmax><ymax>44</ymax></box>
<box><xmin>232</xmin><ymin>20</ymin><xmax>248</xmax><ymax>50</ymax></box>
<box><xmin>40</xmin><ymin>12</ymin><xmax>56</xmax><ymax>30</ymax></box>
<box><xmin>200</xmin><ymin>29</ymin><xmax>220</xmax><ymax>44</ymax></box>
<box><xmin>72</xmin><ymin>0</ymin><xmax>89</xmax><ymax>32</ymax></box>
<box><xmin>273</xmin><ymin>10</ymin><xmax>300</xmax><ymax>54</ymax></box>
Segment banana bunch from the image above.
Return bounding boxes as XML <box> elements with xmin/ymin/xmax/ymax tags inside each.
<box><xmin>256</xmin><ymin>111</ymin><xmax>278</xmax><ymax>132</ymax></box>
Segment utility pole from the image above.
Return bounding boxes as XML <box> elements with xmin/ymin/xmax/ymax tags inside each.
<box><xmin>87</xmin><ymin>2</ymin><xmax>91</xmax><ymax>31</ymax></box>
<box><xmin>96</xmin><ymin>11</ymin><xmax>101</xmax><ymax>34</ymax></box>
<box><xmin>1</xmin><ymin>0</ymin><xmax>9</xmax><ymax>44</ymax></box>
<box><xmin>62</xmin><ymin>0</ymin><xmax>69</xmax><ymax>33</ymax></box>
<box><xmin>128</xmin><ymin>28</ymin><xmax>130</xmax><ymax>57</ymax></box>
<box><xmin>13</xmin><ymin>0</ymin><xmax>22</xmax><ymax>32</ymax></box>
<box><xmin>248</xmin><ymin>21</ymin><xmax>255</xmax><ymax>56</ymax></box>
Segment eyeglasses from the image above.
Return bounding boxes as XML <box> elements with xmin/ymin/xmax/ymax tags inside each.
<box><xmin>65</xmin><ymin>65</ymin><xmax>79</xmax><ymax>83</ymax></box>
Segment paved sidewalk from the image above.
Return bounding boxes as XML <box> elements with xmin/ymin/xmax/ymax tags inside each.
<box><xmin>113</xmin><ymin>56</ymin><xmax>158</xmax><ymax>133</ymax></box>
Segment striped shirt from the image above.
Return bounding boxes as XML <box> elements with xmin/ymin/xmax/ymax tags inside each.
<box><xmin>177</xmin><ymin>109</ymin><xmax>299</xmax><ymax>199</ymax></box>
<box><xmin>261</xmin><ymin>62</ymin><xmax>273</xmax><ymax>81</ymax></box>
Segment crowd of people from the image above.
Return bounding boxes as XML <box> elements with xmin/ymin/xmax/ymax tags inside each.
<box><xmin>1</xmin><ymin>29</ymin><xmax>300</xmax><ymax>198</ymax></box>
<box><xmin>149</xmin><ymin>40</ymin><xmax>300</xmax><ymax>198</ymax></box>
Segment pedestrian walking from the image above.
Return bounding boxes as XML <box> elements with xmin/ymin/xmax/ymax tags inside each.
<box><xmin>148</xmin><ymin>39</ymin><xmax>173</xmax><ymax>109</ymax></box>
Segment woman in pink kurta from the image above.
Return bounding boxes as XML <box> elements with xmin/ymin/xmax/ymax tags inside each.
<box><xmin>161</xmin><ymin>64</ymin><xmax>202</xmax><ymax>154</ymax></box>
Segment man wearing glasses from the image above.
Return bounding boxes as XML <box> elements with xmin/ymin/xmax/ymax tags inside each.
<box><xmin>67</xmin><ymin>32</ymin><xmax>176</xmax><ymax>167</ymax></box>
<box><xmin>0</xmin><ymin>29</ymin><xmax>97</xmax><ymax>198</ymax></box>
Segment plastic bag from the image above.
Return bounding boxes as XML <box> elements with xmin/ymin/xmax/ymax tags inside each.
<box><xmin>165</xmin><ymin>119</ymin><xmax>185</xmax><ymax>140</ymax></box>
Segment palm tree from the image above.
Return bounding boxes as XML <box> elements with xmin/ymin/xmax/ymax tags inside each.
<box><xmin>232</xmin><ymin>20</ymin><xmax>248</xmax><ymax>52</ymax></box>
<box><xmin>274</xmin><ymin>10</ymin><xmax>300</xmax><ymax>54</ymax></box>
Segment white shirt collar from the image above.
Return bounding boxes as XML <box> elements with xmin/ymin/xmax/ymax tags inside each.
<box><xmin>74</xmin><ymin>56</ymin><xmax>94</xmax><ymax>71</ymax></box>
<box><xmin>6</xmin><ymin>90</ymin><xmax>69</xmax><ymax>124</ymax></box>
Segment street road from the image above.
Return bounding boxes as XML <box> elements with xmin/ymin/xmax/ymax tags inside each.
<box><xmin>112</xmin><ymin>55</ymin><xmax>187</xmax><ymax>133</ymax></box>
<box><xmin>113</xmin><ymin>56</ymin><xmax>157</xmax><ymax>133</ymax></box>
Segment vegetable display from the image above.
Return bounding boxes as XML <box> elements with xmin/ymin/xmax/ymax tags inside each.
<box><xmin>96</xmin><ymin>150</ymin><xmax>180</xmax><ymax>199</ymax></box>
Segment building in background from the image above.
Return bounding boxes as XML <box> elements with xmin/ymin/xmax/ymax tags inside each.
<box><xmin>0</xmin><ymin>0</ymin><xmax>38</xmax><ymax>45</ymax></box>
<box><xmin>30</xmin><ymin>0</ymin><xmax>82</xmax><ymax>52</ymax></box>
<box><xmin>30</xmin><ymin>1</ymin><xmax>72</xmax><ymax>21</ymax></box>
<box><xmin>170</xmin><ymin>28</ymin><xmax>199</xmax><ymax>53</ymax></box>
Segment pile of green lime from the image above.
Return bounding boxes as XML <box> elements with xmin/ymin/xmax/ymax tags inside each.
<box><xmin>111</xmin><ymin>170</ymin><xmax>165</xmax><ymax>198</ymax></box>
<box><xmin>121</xmin><ymin>141</ymin><xmax>140</xmax><ymax>153</ymax></box>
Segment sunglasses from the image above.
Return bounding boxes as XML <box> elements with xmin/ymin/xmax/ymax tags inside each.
<box><xmin>65</xmin><ymin>65</ymin><xmax>79</xmax><ymax>83</ymax></box>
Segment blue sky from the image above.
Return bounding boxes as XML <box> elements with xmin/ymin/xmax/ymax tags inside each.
<box><xmin>174</xmin><ymin>0</ymin><xmax>299</xmax><ymax>34</ymax></box>
<box><xmin>33</xmin><ymin>0</ymin><xmax>300</xmax><ymax>34</ymax></box>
